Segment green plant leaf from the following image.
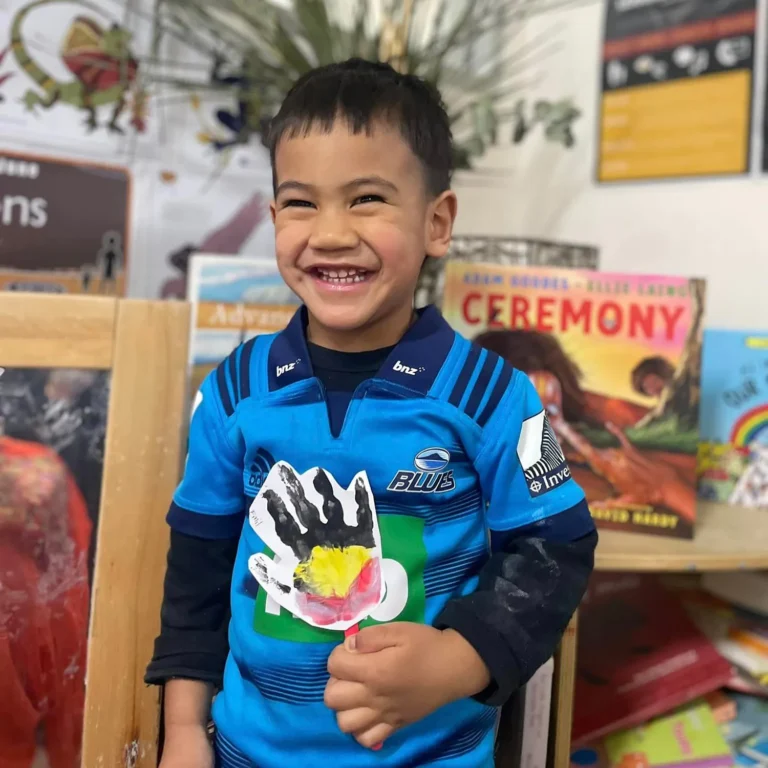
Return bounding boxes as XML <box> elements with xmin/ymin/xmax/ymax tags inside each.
<box><xmin>273</xmin><ymin>18</ymin><xmax>315</xmax><ymax>74</ymax></box>
<box><xmin>295</xmin><ymin>0</ymin><xmax>337</xmax><ymax>65</ymax></box>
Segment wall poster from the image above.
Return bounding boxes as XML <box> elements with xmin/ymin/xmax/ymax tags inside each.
<box><xmin>0</xmin><ymin>150</ymin><xmax>130</xmax><ymax>295</ymax></box>
<box><xmin>598</xmin><ymin>0</ymin><xmax>757</xmax><ymax>182</ymax></box>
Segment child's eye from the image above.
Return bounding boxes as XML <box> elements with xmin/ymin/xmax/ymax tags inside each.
<box><xmin>353</xmin><ymin>194</ymin><xmax>385</xmax><ymax>205</ymax></box>
<box><xmin>283</xmin><ymin>199</ymin><xmax>315</xmax><ymax>208</ymax></box>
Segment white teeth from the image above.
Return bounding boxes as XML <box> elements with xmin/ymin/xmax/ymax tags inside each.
<box><xmin>315</xmin><ymin>267</ymin><xmax>368</xmax><ymax>284</ymax></box>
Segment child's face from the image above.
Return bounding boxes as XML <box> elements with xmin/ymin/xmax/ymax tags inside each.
<box><xmin>271</xmin><ymin>121</ymin><xmax>456</xmax><ymax>341</ymax></box>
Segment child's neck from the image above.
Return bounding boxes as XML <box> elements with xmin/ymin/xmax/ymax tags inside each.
<box><xmin>306</xmin><ymin>304</ymin><xmax>415</xmax><ymax>352</ymax></box>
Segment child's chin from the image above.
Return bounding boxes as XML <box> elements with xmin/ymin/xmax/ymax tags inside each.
<box><xmin>307</xmin><ymin>303</ymin><xmax>377</xmax><ymax>332</ymax></box>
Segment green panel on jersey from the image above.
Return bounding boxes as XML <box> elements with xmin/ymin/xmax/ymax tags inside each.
<box><xmin>252</xmin><ymin>514</ymin><xmax>427</xmax><ymax>643</ymax></box>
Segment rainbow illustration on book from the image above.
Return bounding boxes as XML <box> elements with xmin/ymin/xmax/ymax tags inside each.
<box><xmin>248</xmin><ymin>462</ymin><xmax>385</xmax><ymax>632</ymax></box>
<box><xmin>731</xmin><ymin>403</ymin><xmax>768</xmax><ymax>447</ymax></box>
<box><xmin>698</xmin><ymin>330</ymin><xmax>768</xmax><ymax>507</ymax></box>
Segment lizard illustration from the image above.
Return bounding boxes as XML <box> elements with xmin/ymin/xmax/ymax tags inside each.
<box><xmin>4</xmin><ymin>0</ymin><xmax>145</xmax><ymax>133</ymax></box>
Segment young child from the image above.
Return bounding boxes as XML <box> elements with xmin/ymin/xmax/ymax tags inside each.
<box><xmin>146</xmin><ymin>58</ymin><xmax>597</xmax><ymax>768</ymax></box>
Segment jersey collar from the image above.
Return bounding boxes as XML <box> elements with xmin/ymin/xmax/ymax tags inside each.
<box><xmin>268</xmin><ymin>305</ymin><xmax>455</xmax><ymax>395</ymax></box>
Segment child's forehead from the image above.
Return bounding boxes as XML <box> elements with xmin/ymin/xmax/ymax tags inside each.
<box><xmin>274</xmin><ymin>119</ymin><xmax>420</xmax><ymax>178</ymax></box>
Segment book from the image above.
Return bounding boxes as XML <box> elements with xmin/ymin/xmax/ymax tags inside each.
<box><xmin>573</xmin><ymin>574</ymin><xmax>734</xmax><ymax>746</ymax></box>
<box><xmin>706</xmin><ymin>691</ymin><xmax>738</xmax><ymax>725</ymax></box>
<box><xmin>441</xmin><ymin>262</ymin><xmax>706</xmax><ymax>539</ymax></box>
<box><xmin>520</xmin><ymin>657</ymin><xmax>555</xmax><ymax>768</ymax></box>
<box><xmin>495</xmin><ymin>658</ymin><xmax>555</xmax><ymax>767</ymax></box>
<box><xmin>186</xmin><ymin>255</ymin><xmax>299</xmax><ymax>395</ymax></box>
<box><xmin>698</xmin><ymin>330</ymin><xmax>768</xmax><ymax>508</ymax></box>
<box><xmin>677</xmin><ymin>577</ymin><xmax>768</xmax><ymax>691</ymax></box>
<box><xmin>725</xmin><ymin>693</ymin><xmax>768</xmax><ymax>766</ymax></box>
<box><xmin>602</xmin><ymin>701</ymin><xmax>734</xmax><ymax>768</ymax></box>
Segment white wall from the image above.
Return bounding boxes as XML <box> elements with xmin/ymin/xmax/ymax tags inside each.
<box><xmin>454</xmin><ymin>1</ymin><xmax>768</xmax><ymax>329</ymax></box>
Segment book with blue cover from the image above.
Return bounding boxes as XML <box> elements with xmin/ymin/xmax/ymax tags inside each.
<box><xmin>186</xmin><ymin>254</ymin><xmax>298</xmax><ymax>395</ymax></box>
<box><xmin>697</xmin><ymin>330</ymin><xmax>768</xmax><ymax>508</ymax></box>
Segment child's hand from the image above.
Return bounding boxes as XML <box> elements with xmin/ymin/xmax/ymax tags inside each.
<box><xmin>159</xmin><ymin>724</ymin><xmax>214</xmax><ymax>768</ymax></box>
<box><xmin>325</xmin><ymin>623</ymin><xmax>490</xmax><ymax>749</ymax></box>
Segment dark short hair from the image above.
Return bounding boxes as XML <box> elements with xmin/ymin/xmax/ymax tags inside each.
<box><xmin>267</xmin><ymin>58</ymin><xmax>453</xmax><ymax>196</ymax></box>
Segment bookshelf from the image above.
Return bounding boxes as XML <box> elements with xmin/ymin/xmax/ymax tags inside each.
<box><xmin>594</xmin><ymin>501</ymin><xmax>768</xmax><ymax>572</ymax></box>
<box><xmin>549</xmin><ymin>501</ymin><xmax>768</xmax><ymax>768</ymax></box>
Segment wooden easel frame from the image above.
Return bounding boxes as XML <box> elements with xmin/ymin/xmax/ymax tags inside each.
<box><xmin>0</xmin><ymin>293</ymin><xmax>189</xmax><ymax>768</ymax></box>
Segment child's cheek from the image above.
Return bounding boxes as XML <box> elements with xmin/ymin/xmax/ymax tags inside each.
<box><xmin>274</xmin><ymin>220</ymin><xmax>309</xmax><ymax>264</ymax></box>
<box><xmin>362</xmin><ymin>221</ymin><xmax>419</xmax><ymax>269</ymax></box>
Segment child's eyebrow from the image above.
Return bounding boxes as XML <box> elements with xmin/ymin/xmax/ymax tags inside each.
<box><xmin>275</xmin><ymin>176</ymin><xmax>399</xmax><ymax>197</ymax></box>
<box><xmin>275</xmin><ymin>180</ymin><xmax>313</xmax><ymax>197</ymax></box>
<box><xmin>343</xmin><ymin>176</ymin><xmax>399</xmax><ymax>193</ymax></box>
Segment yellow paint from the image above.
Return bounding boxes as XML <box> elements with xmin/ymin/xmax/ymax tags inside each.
<box><xmin>295</xmin><ymin>545</ymin><xmax>371</xmax><ymax>597</ymax></box>
<box><xmin>599</xmin><ymin>70</ymin><xmax>751</xmax><ymax>181</ymax></box>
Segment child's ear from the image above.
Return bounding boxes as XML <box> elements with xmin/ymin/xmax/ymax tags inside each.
<box><xmin>425</xmin><ymin>190</ymin><xmax>458</xmax><ymax>260</ymax></box>
<box><xmin>270</xmin><ymin>200</ymin><xmax>277</xmax><ymax>224</ymax></box>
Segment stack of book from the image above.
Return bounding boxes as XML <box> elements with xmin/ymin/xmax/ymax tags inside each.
<box><xmin>571</xmin><ymin>574</ymin><xmax>768</xmax><ymax>768</ymax></box>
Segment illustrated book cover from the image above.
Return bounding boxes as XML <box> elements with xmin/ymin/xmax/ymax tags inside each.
<box><xmin>186</xmin><ymin>254</ymin><xmax>298</xmax><ymax>395</ymax></box>
<box><xmin>442</xmin><ymin>261</ymin><xmax>706</xmax><ymax>539</ymax></box>
<box><xmin>697</xmin><ymin>330</ymin><xmax>768</xmax><ymax>508</ymax></box>
<box><xmin>602</xmin><ymin>700</ymin><xmax>734</xmax><ymax>768</ymax></box>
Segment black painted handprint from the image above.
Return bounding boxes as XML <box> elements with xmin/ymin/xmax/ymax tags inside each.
<box><xmin>249</xmin><ymin>462</ymin><xmax>383</xmax><ymax>629</ymax></box>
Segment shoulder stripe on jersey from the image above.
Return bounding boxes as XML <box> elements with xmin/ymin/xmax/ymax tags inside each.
<box><xmin>228</xmin><ymin>348</ymin><xmax>239</xmax><ymax>403</ymax></box>
<box><xmin>448</xmin><ymin>344</ymin><xmax>481</xmax><ymax>407</ymax></box>
<box><xmin>476</xmin><ymin>362</ymin><xmax>514</xmax><ymax>427</ymax></box>
<box><xmin>464</xmin><ymin>351</ymin><xmax>499</xmax><ymax>419</ymax></box>
<box><xmin>239</xmin><ymin>337</ymin><xmax>256</xmax><ymax>400</ymax></box>
<box><xmin>216</xmin><ymin>358</ymin><xmax>235</xmax><ymax>416</ymax></box>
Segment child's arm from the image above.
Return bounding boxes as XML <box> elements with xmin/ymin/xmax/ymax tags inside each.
<box><xmin>160</xmin><ymin>680</ymin><xmax>216</xmax><ymax>767</ymax></box>
<box><xmin>435</xmin><ymin>370</ymin><xmax>596</xmax><ymax>705</ymax></box>
<box><xmin>145</xmin><ymin>370</ymin><xmax>246</xmax><ymax>764</ymax></box>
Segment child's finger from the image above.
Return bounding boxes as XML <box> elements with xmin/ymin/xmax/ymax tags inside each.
<box><xmin>323</xmin><ymin>677</ymin><xmax>369</xmax><ymax>711</ymax></box>
<box><xmin>335</xmin><ymin>706</ymin><xmax>379</xmax><ymax>735</ymax></box>
<box><xmin>326</xmin><ymin>643</ymin><xmax>374</xmax><ymax>683</ymax></box>
<box><xmin>355</xmin><ymin>722</ymin><xmax>393</xmax><ymax>750</ymax></box>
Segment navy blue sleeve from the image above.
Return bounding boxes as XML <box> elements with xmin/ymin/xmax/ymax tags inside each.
<box><xmin>145</xmin><ymin>530</ymin><xmax>237</xmax><ymax>686</ymax></box>
<box><xmin>436</xmin><ymin>371</ymin><xmax>596</xmax><ymax>706</ymax></box>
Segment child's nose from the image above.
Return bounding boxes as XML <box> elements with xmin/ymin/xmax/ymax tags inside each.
<box><xmin>308</xmin><ymin>210</ymin><xmax>360</xmax><ymax>251</ymax></box>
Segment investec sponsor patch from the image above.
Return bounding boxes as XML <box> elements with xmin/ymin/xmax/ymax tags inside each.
<box><xmin>517</xmin><ymin>410</ymin><xmax>571</xmax><ymax>497</ymax></box>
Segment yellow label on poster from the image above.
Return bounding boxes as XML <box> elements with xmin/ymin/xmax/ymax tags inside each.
<box><xmin>195</xmin><ymin>302</ymin><xmax>295</xmax><ymax>334</ymax></box>
<box><xmin>599</xmin><ymin>70</ymin><xmax>751</xmax><ymax>181</ymax></box>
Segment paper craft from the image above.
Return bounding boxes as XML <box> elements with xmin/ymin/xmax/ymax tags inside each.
<box><xmin>248</xmin><ymin>462</ymin><xmax>385</xmax><ymax>632</ymax></box>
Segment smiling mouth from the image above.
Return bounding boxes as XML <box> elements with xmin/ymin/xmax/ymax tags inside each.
<box><xmin>310</xmin><ymin>266</ymin><xmax>373</xmax><ymax>285</ymax></box>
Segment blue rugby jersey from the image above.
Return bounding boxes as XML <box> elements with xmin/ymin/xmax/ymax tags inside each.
<box><xmin>167</xmin><ymin>306</ymin><xmax>588</xmax><ymax>768</ymax></box>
